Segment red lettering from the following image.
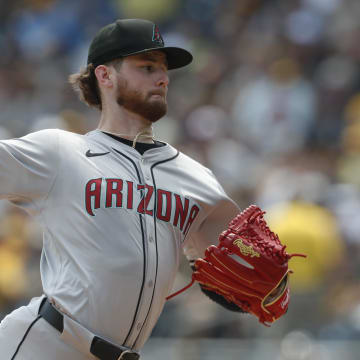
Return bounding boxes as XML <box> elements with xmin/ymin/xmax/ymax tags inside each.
<box><xmin>137</xmin><ymin>184</ymin><xmax>154</xmax><ymax>215</ymax></box>
<box><xmin>126</xmin><ymin>181</ymin><xmax>134</xmax><ymax>209</ymax></box>
<box><xmin>173</xmin><ymin>195</ymin><xmax>189</xmax><ymax>230</ymax></box>
<box><xmin>183</xmin><ymin>204</ymin><xmax>200</xmax><ymax>235</ymax></box>
<box><xmin>144</xmin><ymin>185</ymin><xmax>154</xmax><ymax>216</ymax></box>
<box><xmin>105</xmin><ymin>179</ymin><xmax>123</xmax><ymax>208</ymax></box>
<box><xmin>84</xmin><ymin>177</ymin><xmax>200</xmax><ymax>231</ymax></box>
<box><xmin>85</xmin><ymin>178</ymin><xmax>102</xmax><ymax>216</ymax></box>
<box><xmin>137</xmin><ymin>185</ymin><xmax>145</xmax><ymax>213</ymax></box>
<box><xmin>157</xmin><ymin>189</ymin><xmax>172</xmax><ymax>222</ymax></box>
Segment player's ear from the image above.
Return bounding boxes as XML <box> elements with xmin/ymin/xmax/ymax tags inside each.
<box><xmin>94</xmin><ymin>65</ymin><xmax>114</xmax><ymax>89</ymax></box>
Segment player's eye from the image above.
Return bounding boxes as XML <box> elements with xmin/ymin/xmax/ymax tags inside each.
<box><xmin>143</xmin><ymin>65</ymin><xmax>154</xmax><ymax>72</ymax></box>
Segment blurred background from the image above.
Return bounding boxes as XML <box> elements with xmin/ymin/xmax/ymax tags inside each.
<box><xmin>0</xmin><ymin>0</ymin><xmax>360</xmax><ymax>359</ymax></box>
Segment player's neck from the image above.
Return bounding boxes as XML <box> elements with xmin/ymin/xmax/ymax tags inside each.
<box><xmin>98</xmin><ymin>106</ymin><xmax>154</xmax><ymax>144</ymax></box>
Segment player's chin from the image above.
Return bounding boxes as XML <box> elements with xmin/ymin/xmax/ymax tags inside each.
<box><xmin>148</xmin><ymin>101</ymin><xmax>167</xmax><ymax>122</ymax></box>
<box><xmin>144</xmin><ymin>101</ymin><xmax>167</xmax><ymax>123</ymax></box>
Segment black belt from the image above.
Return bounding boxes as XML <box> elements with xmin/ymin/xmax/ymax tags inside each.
<box><xmin>38</xmin><ymin>298</ymin><xmax>140</xmax><ymax>360</ymax></box>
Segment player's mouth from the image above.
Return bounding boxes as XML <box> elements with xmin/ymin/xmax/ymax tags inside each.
<box><xmin>149</xmin><ymin>90</ymin><xmax>166</xmax><ymax>98</ymax></box>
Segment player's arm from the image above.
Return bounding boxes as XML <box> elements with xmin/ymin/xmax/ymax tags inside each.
<box><xmin>0</xmin><ymin>129</ymin><xmax>59</xmax><ymax>207</ymax></box>
<box><xmin>183</xmin><ymin>198</ymin><xmax>240</xmax><ymax>263</ymax></box>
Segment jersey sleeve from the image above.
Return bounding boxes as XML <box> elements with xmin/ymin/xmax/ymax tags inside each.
<box><xmin>182</xmin><ymin>166</ymin><xmax>240</xmax><ymax>262</ymax></box>
<box><xmin>0</xmin><ymin>129</ymin><xmax>59</xmax><ymax>207</ymax></box>
<box><xmin>183</xmin><ymin>198</ymin><xmax>239</xmax><ymax>261</ymax></box>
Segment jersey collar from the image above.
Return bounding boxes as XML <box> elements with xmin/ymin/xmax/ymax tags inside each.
<box><xmin>86</xmin><ymin>129</ymin><xmax>178</xmax><ymax>161</ymax></box>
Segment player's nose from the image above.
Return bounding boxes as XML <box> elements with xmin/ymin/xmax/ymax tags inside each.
<box><xmin>156</xmin><ymin>70</ymin><xmax>169</xmax><ymax>88</ymax></box>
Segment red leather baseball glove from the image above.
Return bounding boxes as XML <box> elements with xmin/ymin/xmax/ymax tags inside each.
<box><xmin>167</xmin><ymin>205</ymin><xmax>306</xmax><ymax>326</ymax></box>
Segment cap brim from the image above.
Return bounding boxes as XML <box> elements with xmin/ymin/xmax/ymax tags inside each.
<box><xmin>121</xmin><ymin>46</ymin><xmax>193</xmax><ymax>70</ymax></box>
<box><xmin>160</xmin><ymin>47</ymin><xmax>193</xmax><ymax>70</ymax></box>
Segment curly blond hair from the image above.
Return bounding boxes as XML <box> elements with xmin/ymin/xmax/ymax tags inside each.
<box><xmin>69</xmin><ymin>59</ymin><xmax>123</xmax><ymax>111</ymax></box>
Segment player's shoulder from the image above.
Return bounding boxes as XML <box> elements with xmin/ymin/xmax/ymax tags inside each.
<box><xmin>175</xmin><ymin>149</ymin><xmax>228</xmax><ymax>198</ymax></box>
<box><xmin>15</xmin><ymin>129</ymin><xmax>89</xmax><ymax>154</ymax></box>
<box><xmin>19</xmin><ymin>128</ymin><xmax>82</xmax><ymax>142</ymax></box>
<box><xmin>54</xmin><ymin>128</ymin><xmax>88</xmax><ymax>144</ymax></box>
<box><xmin>177</xmin><ymin>150</ymin><xmax>215</xmax><ymax>178</ymax></box>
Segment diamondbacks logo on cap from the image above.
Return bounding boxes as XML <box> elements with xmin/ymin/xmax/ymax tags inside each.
<box><xmin>152</xmin><ymin>25</ymin><xmax>164</xmax><ymax>46</ymax></box>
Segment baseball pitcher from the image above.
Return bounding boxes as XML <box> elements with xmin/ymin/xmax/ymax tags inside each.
<box><xmin>0</xmin><ymin>19</ymin><xmax>304</xmax><ymax>360</ymax></box>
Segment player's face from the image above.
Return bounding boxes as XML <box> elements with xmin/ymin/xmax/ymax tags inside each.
<box><xmin>114</xmin><ymin>51</ymin><xmax>169</xmax><ymax>122</ymax></box>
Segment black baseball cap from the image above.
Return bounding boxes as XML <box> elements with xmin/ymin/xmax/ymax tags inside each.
<box><xmin>87</xmin><ymin>19</ymin><xmax>193</xmax><ymax>70</ymax></box>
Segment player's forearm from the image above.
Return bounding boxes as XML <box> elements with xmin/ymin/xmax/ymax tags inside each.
<box><xmin>183</xmin><ymin>199</ymin><xmax>240</xmax><ymax>261</ymax></box>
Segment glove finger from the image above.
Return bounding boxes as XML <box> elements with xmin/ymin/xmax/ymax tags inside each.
<box><xmin>205</xmin><ymin>246</ymin><xmax>274</xmax><ymax>287</ymax></box>
<box><xmin>219</xmin><ymin>232</ymin><xmax>287</xmax><ymax>280</ymax></box>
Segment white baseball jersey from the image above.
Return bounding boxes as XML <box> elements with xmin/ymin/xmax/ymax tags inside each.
<box><xmin>0</xmin><ymin>128</ymin><xmax>236</xmax><ymax>352</ymax></box>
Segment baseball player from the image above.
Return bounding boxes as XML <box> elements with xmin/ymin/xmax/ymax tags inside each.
<box><xmin>0</xmin><ymin>19</ymin><xmax>298</xmax><ymax>360</ymax></box>
<box><xmin>0</xmin><ymin>19</ymin><xmax>240</xmax><ymax>360</ymax></box>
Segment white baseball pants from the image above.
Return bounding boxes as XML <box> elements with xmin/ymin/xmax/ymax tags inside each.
<box><xmin>0</xmin><ymin>296</ymin><xmax>96</xmax><ymax>360</ymax></box>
